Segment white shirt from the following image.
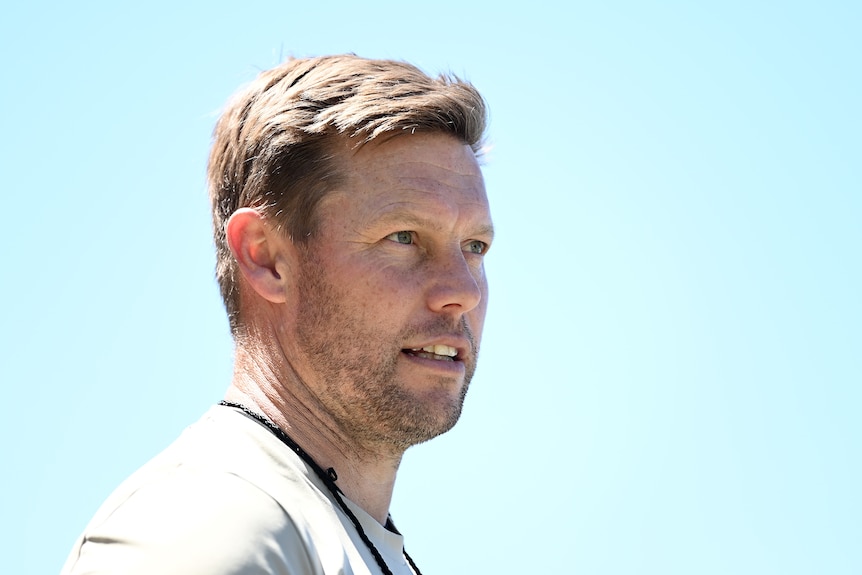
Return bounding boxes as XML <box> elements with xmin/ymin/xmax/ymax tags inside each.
<box><xmin>61</xmin><ymin>405</ymin><xmax>417</xmax><ymax>575</ymax></box>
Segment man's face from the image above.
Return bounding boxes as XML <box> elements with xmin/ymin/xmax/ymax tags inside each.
<box><xmin>283</xmin><ymin>133</ymin><xmax>493</xmax><ymax>451</ymax></box>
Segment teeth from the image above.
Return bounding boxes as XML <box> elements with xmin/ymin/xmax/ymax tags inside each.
<box><xmin>409</xmin><ymin>344</ymin><xmax>458</xmax><ymax>357</ymax></box>
<box><xmin>420</xmin><ymin>344</ymin><xmax>457</xmax><ymax>357</ymax></box>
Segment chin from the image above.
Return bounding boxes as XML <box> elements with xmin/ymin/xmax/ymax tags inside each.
<box><xmin>387</xmin><ymin>387</ymin><xmax>468</xmax><ymax>449</ymax></box>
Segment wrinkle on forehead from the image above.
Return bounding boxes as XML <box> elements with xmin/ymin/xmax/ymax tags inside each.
<box><xmin>386</xmin><ymin>154</ymin><xmax>483</xmax><ymax>178</ymax></box>
<box><xmin>349</xmin><ymin>133</ymin><xmax>482</xmax><ymax>176</ymax></box>
<box><xmin>385</xmin><ymin>176</ymin><xmax>488</xmax><ymax>209</ymax></box>
<box><xmin>356</xmin><ymin>143</ymin><xmax>484</xmax><ymax>196</ymax></box>
<box><xmin>321</xmin><ymin>133</ymin><xmax>491</xmax><ymax>233</ymax></box>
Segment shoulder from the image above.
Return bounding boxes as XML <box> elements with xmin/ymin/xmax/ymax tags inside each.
<box><xmin>63</xmin><ymin>467</ymin><xmax>322</xmax><ymax>575</ymax></box>
<box><xmin>61</xmin><ymin>408</ymin><xmax>327</xmax><ymax>575</ymax></box>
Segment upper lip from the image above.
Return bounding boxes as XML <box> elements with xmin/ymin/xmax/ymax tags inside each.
<box><xmin>403</xmin><ymin>335</ymin><xmax>471</xmax><ymax>361</ymax></box>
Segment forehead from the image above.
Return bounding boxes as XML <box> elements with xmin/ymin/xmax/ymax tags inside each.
<box><xmin>325</xmin><ymin>133</ymin><xmax>490</xmax><ymax>221</ymax></box>
<box><xmin>350</xmin><ymin>133</ymin><xmax>482</xmax><ymax>182</ymax></box>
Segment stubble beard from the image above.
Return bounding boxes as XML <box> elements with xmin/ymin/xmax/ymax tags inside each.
<box><xmin>293</xmin><ymin>255</ymin><xmax>477</xmax><ymax>452</ymax></box>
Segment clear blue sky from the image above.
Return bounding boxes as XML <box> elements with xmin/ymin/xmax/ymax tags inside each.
<box><xmin>2</xmin><ymin>1</ymin><xmax>860</xmax><ymax>573</ymax></box>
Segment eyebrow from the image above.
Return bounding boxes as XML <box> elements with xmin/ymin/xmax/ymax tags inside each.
<box><xmin>375</xmin><ymin>211</ymin><xmax>495</xmax><ymax>240</ymax></box>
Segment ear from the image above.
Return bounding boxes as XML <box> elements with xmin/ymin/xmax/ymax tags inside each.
<box><xmin>225</xmin><ymin>208</ymin><xmax>291</xmax><ymax>304</ymax></box>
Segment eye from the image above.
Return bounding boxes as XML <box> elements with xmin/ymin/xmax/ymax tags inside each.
<box><xmin>464</xmin><ymin>240</ymin><xmax>488</xmax><ymax>255</ymax></box>
<box><xmin>386</xmin><ymin>231</ymin><xmax>414</xmax><ymax>245</ymax></box>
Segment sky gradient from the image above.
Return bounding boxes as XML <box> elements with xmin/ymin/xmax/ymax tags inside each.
<box><xmin>3</xmin><ymin>1</ymin><xmax>860</xmax><ymax>573</ymax></box>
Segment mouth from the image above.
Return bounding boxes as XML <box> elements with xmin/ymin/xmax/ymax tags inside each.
<box><xmin>402</xmin><ymin>344</ymin><xmax>459</xmax><ymax>362</ymax></box>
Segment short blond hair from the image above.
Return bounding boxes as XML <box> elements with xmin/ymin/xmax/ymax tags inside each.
<box><xmin>207</xmin><ymin>54</ymin><xmax>488</xmax><ymax>334</ymax></box>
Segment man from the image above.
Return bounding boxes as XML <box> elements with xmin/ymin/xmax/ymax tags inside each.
<box><xmin>61</xmin><ymin>54</ymin><xmax>493</xmax><ymax>574</ymax></box>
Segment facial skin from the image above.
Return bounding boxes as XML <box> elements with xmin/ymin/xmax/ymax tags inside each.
<box><xmin>279</xmin><ymin>133</ymin><xmax>493</xmax><ymax>452</ymax></box>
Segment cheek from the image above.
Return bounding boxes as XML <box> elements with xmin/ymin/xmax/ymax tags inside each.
<box><xmin>379</xmin><ymin>253</ymin><xmax>432</xmax><ymax>287</ymax></box>
<box><xmin>349</xmin><ymin>265</ymin><xmax>421</xmax><ymax>318</ymax></box>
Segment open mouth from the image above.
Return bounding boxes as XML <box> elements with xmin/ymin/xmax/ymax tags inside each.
<box><xmin>403</xmin><ymin>344</ymin><xmax>459</xmax><ymax>362</ymax></box>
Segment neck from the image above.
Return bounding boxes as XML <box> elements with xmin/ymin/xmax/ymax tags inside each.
<box><xmin>225</xmin><ymin>343</ymin><xmax>404</xmax><ymax>524</ymax></box>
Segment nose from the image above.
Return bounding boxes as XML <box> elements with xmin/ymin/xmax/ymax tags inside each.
<box><xmin>425</xmin><ymin>249</ymin><xmax>484</xmax><ymax>316</ymax></box>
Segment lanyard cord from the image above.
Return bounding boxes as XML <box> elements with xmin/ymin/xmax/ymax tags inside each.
<box><xmin>219</xmin><ymin>401</ymin><xmax>422</xmax><ymax>575</ymax></box>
